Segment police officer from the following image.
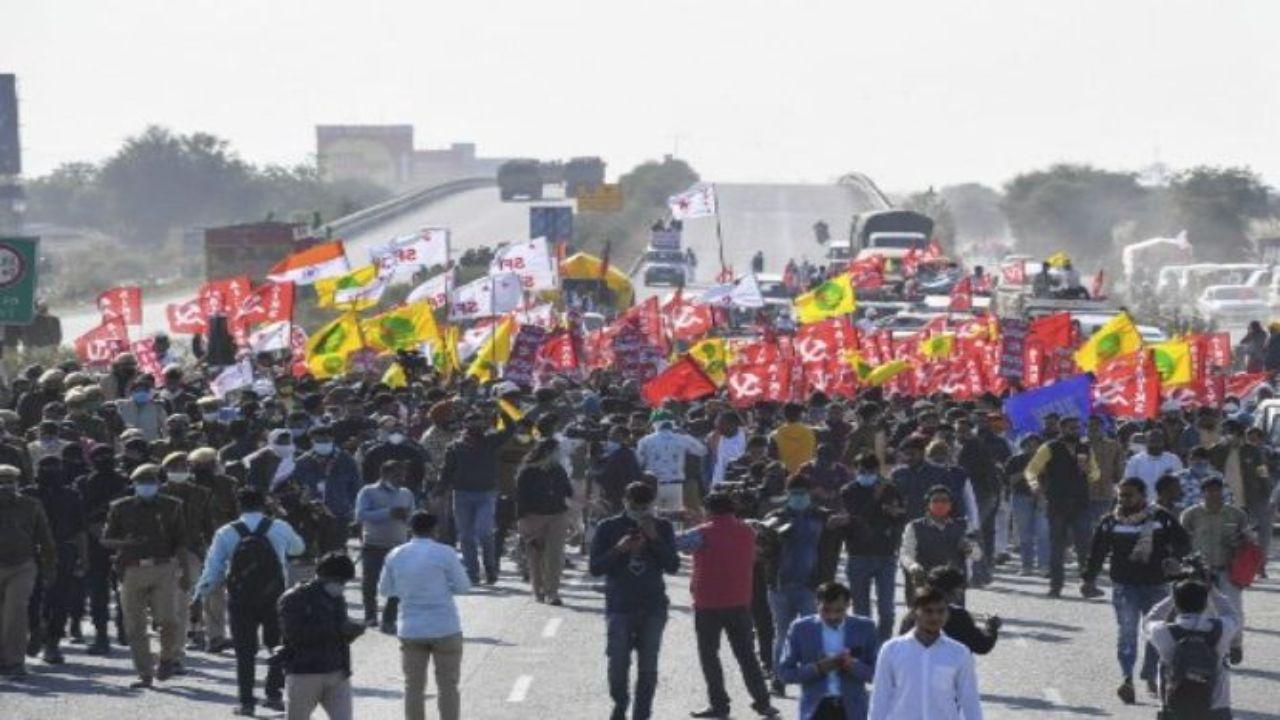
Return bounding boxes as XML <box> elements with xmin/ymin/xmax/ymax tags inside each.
<box><xmin>189</xmin><ymin>447</ymin><xmax>238</xmax><ymax>653</ymax></box>
<box><xmin>0</xmin><ymin>464</ymin><xmax>55</xmax><ymax>678</ymax></box>
<box><xmin>160</xmin><ymin>452</ymin><xmax>212</xmax><ymax>662</ymax></box>
<box><xmin>101</xmin><ymin>464</ymin><xmax>191</xmax><ymax>688</ymax></box>
<box><xmin>77</xmin><ymin>443</ymin><xmax>131</xmax><ymax>655</ymax></box>
<box><xmin>23</xmin><ymin>455</ymin><xmax>87</xmax><ymax>665</ymax></box>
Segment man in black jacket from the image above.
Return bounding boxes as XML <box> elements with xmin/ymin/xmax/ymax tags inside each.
<box><xmin>1081</xmin><ymin>477</ymin><xmax>1191</xmax><ymax>705</ymax></box>
<box><xmin>278</xmin><ymin>552</ymin><xmax>365</xmax><ymax>720</ymax></box>
<box><xmin>900</xmin><ymin>565</ymin><xmax>1000</xmax><ymax>655</ymax></box>
<box><xmin>439</xmin><ymin>409</ymin><xmax>514</xmax><ymax>585</ymax></box>
<box><xmin>1024</xmin><ymin>416</ymin><xmax>1098</xmax><ymax>597</ymax></box>
<box><xmin>76</xmin><ymin>444</ymin><xmax>130</xmax><ymax>654</ymax></box>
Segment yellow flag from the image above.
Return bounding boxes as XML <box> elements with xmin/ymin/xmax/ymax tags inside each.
<box><xmin>919</xmin><ymin>333</ymin><xmax>956</xmax><ymax>361</ymax></box>
<box><xmin>305</xmin><ymin>313</ymin><xmax>365</xmax><ymax>379</ymax></box>
<box><xmin>865</xmin><ymin>359</ymin><xmax>911</xmax><ymax>386</ymax></box>
<box><xmin>1074</xmin><ymin>312</ymin><xmax>1142</xmax><ymax>371</ymax></box>
<box><xmin>689</xmin><ymin>337</ymin><xmax>731</xmax><ymax>385</ymax></box>
<box><xmin>315</xmin><ymin>265</ymin><xmax>382</xmax><ymax>311</ymax></box>
<box><xmin>793</xmin><ymin>274</ymin><xmax>857</xmax><ymax>324</ymax></box>
<box><xmin>466</xmin><ymin>317</ymin><xmax>516</xmax><ymax>382</ymax></box>
<box><xmin>844</xmin><ymin>350</ymin><xmax>873</xmax><ymax>381</ymax></box>
<box><xmin>439</xmin><ymin>325</ymin><xmax>462</xmax><ymax>379</ymax></box>
<box><xmin>1151</xmin><ymin>339</ymin><xmax>1193</xmax><ymax>387</ymax></box>
<box><xmin>381</xmin><ymin>361</ymin><xmax>407</xmax><ymax>388</ymax></box>
<box><xmin>361</xmin><ymin>301</ymin><xmax>441</xmax><ymax>353</ymax></box>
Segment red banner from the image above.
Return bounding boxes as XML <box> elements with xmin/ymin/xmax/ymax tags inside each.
<box><xmin>97</xmin><ymin>286</ymin><xmax>142</xmax><ymax>327</ymax></box>
<box><xmin>74</xmin><ymin>318</ymin><xmax>130</xmax><ymax>366</ymax></box>
<box><xmin>1093</xmin><ymin>349</ymin><xmax>1159</xmax><ymax>419</ymax></box>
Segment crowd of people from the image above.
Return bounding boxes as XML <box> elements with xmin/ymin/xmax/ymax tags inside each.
<box><xmin>0</xmin><ymin>344</ymin><xmax>1273</xmax><ymax>720</ymax></box>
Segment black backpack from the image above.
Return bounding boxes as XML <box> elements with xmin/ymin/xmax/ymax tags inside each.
<box><xmin>227</xmin><ymin>518</ymin><xmax>285</xmax><ymax>606</ymax></box>
<box><xmin>1163</xmin><ymin>619</ymin><xmax>1223</xmax><ymax>717</ymax></box>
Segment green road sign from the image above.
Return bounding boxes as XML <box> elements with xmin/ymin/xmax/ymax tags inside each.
<box><xmin>0</xmin><ymin>237</ymin><xmax>38</xmax><ymax>325</ymax></box>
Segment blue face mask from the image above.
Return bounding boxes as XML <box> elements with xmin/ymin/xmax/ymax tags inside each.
<box><xmin>786</xmin><ymin>492</ymin><xmax>811</xmax><ymax>511</ymax></box>
<box><xmin>603</xmin><ymin>441</ymin><xmax>620</xmax><ymax>454</ymax></box>
<box><xmin>855</xmin><ymin>473</ymin><xmax>879</xmax><ymax>487</ymax></box>
<box><xmin>135</xmin><ymin>483</ymin><xmax>159</xmax><ymax>499</ymax></box>
<box><xmin>131</xmin><ymin>390</ymin><xmax>152</xmax><ymax>404</ymax></box>
<box><xmin>313</xmin><ymin>442</ymin><xmax>335</xmax><ymax>456</ymax></box>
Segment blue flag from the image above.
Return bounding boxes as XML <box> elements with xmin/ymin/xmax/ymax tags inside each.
<box><xmin>1003</xmin><ymin>374</ymin><xmax>1093</xmax><ymax>435</ymax></box>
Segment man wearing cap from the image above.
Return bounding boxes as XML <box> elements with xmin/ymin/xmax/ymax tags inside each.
<box><xmin>77</xmin><ymin>444</ymin><xmax>131</xmax><ymax>654</ymax></box>
<box><xmin>101</xmin><ymin>464</ymin><xmax>191</xmax><ymax>688</ymax></box>
<box><xmin>188</xmin><ymin>447</ymin><xmax>238</xmax><ymax>653</ymax></box>
<box><xmin>23</xmin><ymin>455</ymin><xmax>87</xmax><ymax>666</ymax></box>
<box><xmin>158</xmin><ymin>365</ymin><xmax>195</xmax><ymax>415</ymax></box>
<box><xmin>17</xmin><ymin>368</ymin><xmax>64</xmax><ymax>431</ymax></box>
<box><xmin>160</xmin><ymin>452</ymin><xmax>213</xmax><ymax>660</ymax></box>
<box><xmin>0</xmin><ymin>464</ymin><xmax>56</xmax><ymax>678</ymax></box>
<box><xmin>636</xmin><ymin>411</ymin><xmax>707</xmax><ymax>515</ymax></box>
<box><xmin>65</xmin><ymin>388</ymin><xmax>110</xmax><ymax>445</ymax></box>
<box><xmin>1181</xmin><ymin>474</ymin><xmax>1252</xmax><ymax>665</ymax></box>
<box><xmin>116</xmin><ymin>378</ymin><xmax>168</xmax><ymax>442</ymax></box>
<box><xmin>28</xmin><ymin>419</ymin><xmax>68</xmax><ymax>464</ymax></box>
<box><xmin>278</xmin><ymin>552</ymin><xmax>365</xmax><ymax>720</ymax></box>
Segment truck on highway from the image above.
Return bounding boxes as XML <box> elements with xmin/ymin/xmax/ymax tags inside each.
<box><xmin>563</xmin><ymin>157</ymin><xmax>606</xmax><ymax>198</ymax></box>
<box><xmin>848</xmin><ymin>209</ymin><xmax>934</xmax><ymax>279</ymax></box>
<box><xmin>498</xmin><ymin>159</ymin><xmax>544</xmax><ymax>201</ymax></box>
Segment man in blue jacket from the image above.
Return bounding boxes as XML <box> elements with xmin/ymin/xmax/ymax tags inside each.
<box><xmin>589</xmin><ymin>481</ymin><xmax>680</xmax><ymax>720</ymax></box>
<box><xmin>294</xmin><ymin>426</ymin><xmax>360</xmax><ymax>526</ymax></box>
<box><xmin>777</xmin><ymin>582</ymin><xmax>878</xmax><ymax>720</ymax></box>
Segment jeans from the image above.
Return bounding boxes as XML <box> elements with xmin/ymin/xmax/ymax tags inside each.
<box><xmin>767</xmin><ymin>585</ymin><xmax>815</xmax><ymax>669</ymax></box>
<box><xmin>1011</xmin><ymin>493</ymin><xmax>1049</xmax><ymax>572</ymax></box>
<box><xmin>1087</xmin><ymin>499</ymin><xmax>1114</xmax><ymax>528</ymax></box>
<box><xmin>453</xmin><ymin>490</ymin><xmax>498</xmax><ymax>581</ymax></box>
<box><xmin>229</xmin><ymin>599</ymin><xmax>285</xmax><ymax>708</ymax></box>
<box><xmin>1047</xmin><ymin>501</ymin><xmax>1093</xmax><ymax>590</ymax></box>
<box><xmin>846</xmin><ymin>555</ymin><xmax>896</xmax><ymax>639</ymax></box>
<box><xmin>1210</xmin><ymin>570</ymin><xmax>1245</xmax><ymax>651</ymax></box>
<box><xmin>84</xmin><ymin>534</ymin><xmax>123</xmax><ymax>636</ymax></box>
<box><xmin>606</xmin><ymin>611</ymin><xmax>667</xmax><ymax>720</ymax></box>
<box><xmin>1248</xmin><ymin>501</ymin><xmax>1274</xmax><ymax>571</ymax></box>
<box><xmin>360</xmin><ymin>546</ymin><xmax>398</xmax><ymax>625</ymax></box>
<box><xmin>694</xmin><ymin>607</ymin><xmax>771</xmax><ymax>712</ymax></box>
<box><xmin>1111</xmin><ymin>582</ymin><xmax>1166</xmax><ymax>681</ymax></box>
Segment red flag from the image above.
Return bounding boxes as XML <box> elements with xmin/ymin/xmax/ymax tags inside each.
<box><xmin>199</xmin><ymin>275</ymin><xmax>252</xmax><ymax>317</ymax></box>
<box><xmin>924</xmin><ymin>240</ymin><xmax>944</xmax><ymax>260</ymax></box>
<box><xmin>289</xmin><ymin>325</ymin><xmax>309</xmax><ymax>378</ymax></box>
<box><xmin>662</xmin><ymin>293</ymin><xmax>714</xmax><ymax>343</ymax></box>
<box><xmin>848</xmin><ymin>255</ymin><xmax>886</xmax><ymax>290</ymax></box>
<box><xmin>97</xmin><ymin>286</ymin><xmax>142</xmax><ymax>327</ymax></box>
<box><xmin>537</xmin><ymin>329</ymin><xmax>580</xmax><ymax>374</ymax></box>
<box><xmin>1226</xmin><ymin>372</ymin><xmax>1269</xmax><ymax>399</ymax></box>
<box><xmin>641</xmin><ymin>356</ymin><xmax>717</xmax><ymax>406</ymax></box>
<box><xmin>166</xmin><ymin>297</ymin><xmax>207</xmax><ymax>335</ymax></box>
<box><xmin>792</xmin><ymin>317</ymin><xmax>857</xmax><ymax>365</ymax></box>
<box><xmin>130</xmin><ymin>338</ymin><xmax>165</xmax><ymax>381</ymax></box>
<box><xmin>1093</xmin><ymin>349</ymin><xmax>1159</xmax><ymax>419</ymax></box>
<box><xmin>901</xmin><ymin>247</ymin><xmax>922</xmax><ymax>277</ymax></box>
<box><xmin>1027</xmin><ymin>312</ymin><xmax>1074</xmax><ymax>349</ymax></box>
<box><xmin>237</xmin><ymin>282</ymin><xmax>295</xmax><ymax>327</ymax></box>
<box><xmin>74</xmin><ymin>318</ymin><xmax>130</xmax><ymax>366</ymax></box>
<box><xmin>609</xmin><ymin>296</ymin><xmax>665</xmax><ymax>350</ymax></box>
<box><xmin>948</xmin><ymin>276</ymin><xmax>974</xmax><ymax>312</ymax></box>
<box><xmin>726</xmin><ymin>360</ymin><xmax>792</xmax><ymax>408</ymax></box>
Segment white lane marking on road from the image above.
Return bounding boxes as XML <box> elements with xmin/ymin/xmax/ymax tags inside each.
<box><xmin>508</xmin><ymin>675</ymin><xmax>533</xmax><ymax>702</ymax></box>
<box><xmin>1015</xmin><ymin>636</ymin><xmax>1029</xmax><ymax>648</ymax></box>
<box><xmin>542</xmin><ymin>618</ymin><xmax>562</xmax><ymax>638</ymax></box>
<box><xmin>1043</xmin><ymin>687</ymin><xmax>1065</xmax><ymax>706</ymax></box>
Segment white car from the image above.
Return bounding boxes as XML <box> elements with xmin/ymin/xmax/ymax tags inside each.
<box><xmin>1196</xmin><ymin>285</ymin><xmax>1271</xmax><ymax>326</ymax></box>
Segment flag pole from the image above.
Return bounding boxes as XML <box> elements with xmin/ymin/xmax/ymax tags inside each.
<box><xmin>713</xmin><ymin>183</ymin><xmax>727</xmax><ymax>278</ymax></box>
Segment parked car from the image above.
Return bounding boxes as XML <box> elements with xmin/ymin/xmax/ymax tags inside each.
<box><xmin>1196</xmin><ymin>284</ymin><xmax>1271</xmax><ymax>328</ymax></box>
<box><xmin>641</xmin><ymin>249</ymin><xmax>689</xmax><ymax>287</ymax></box>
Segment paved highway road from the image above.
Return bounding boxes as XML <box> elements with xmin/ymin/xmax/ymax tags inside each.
<box><xmin>4</xmin><ymin>548</ymin><xmax>1277</xmax><ymax>719</ymax></box>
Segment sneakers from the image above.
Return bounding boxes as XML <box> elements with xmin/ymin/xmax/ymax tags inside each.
<box><xmin>1229</xmin><ymin>646</ymin><xmax>1243</xmax><ymax>665</ymax></box>
<box><xmin>87</xmin><ymin>633</ymin><xmax>111</xmax><ymax>656</ymax></box>
<box><xmin>130</xmin><ymin>676</ymin><xmax>154</xmax><ymax>690</ymax></box>
<box><xmin>769</xmin><ymin>677</ymin><xmax>786</xmax><ymax>698</ymax></box>
<box><xmin>1080</xmin><ymin>583</ymin><xmax>1105</xmax><ymax>599</ymax></box>
<box><xmin>156</xmin><ymin>661</ymin><xmax>182</xmax><ymax>681</ymax></box>
<box><xmin>232</xmin><ymin>705</ymin><xmax>255</xmax><ymax>716</ymax></box>
<box><xmin>262</xmin><ymin>696</ymin><xmax>285</xmax><ymax>712</ymax></box>
<box><xmin>1116</xmin><ymin>678</ymin><xmax>1136</xmax><ymax>705</ymax></box>
<box><xmin>40</xmin><ymin>643</ymin><xmax>64</xmax><ymax>665</ymax></box>
<box><xmin>207</xmin><ymin>638</ymin><xmax>234</xmax><ymax>654</ymax></box>
<box><xmin>547</xmin><ymin>597</ymin><xmax>564</xmax><ymax>607</ymax></box>
<box><xmin>690</xmin><ymin>709</ymin><xmax>730</xmax><ymax>719</ymax></box>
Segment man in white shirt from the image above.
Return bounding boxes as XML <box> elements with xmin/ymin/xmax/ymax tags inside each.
<box><xmin>636</xmin><ymin>413</ymin><xmax>707</xmax><ymax>513</ymax></box>
<box><xmin>1124</xmin><ymin>432</ymin><xmax>1183</xmax><ymax>499</ymax></box>
<box><xmin>1143</xmin><ymin>579</ymin><xmax>1240</xmax><ymax>718</ymax></box>
<box><xmin>869</xmin><ymin>585</ymin><xmax>983</xmax><ymax>720</ymax></box>
<box><xmin>379</xmin><ymin>511</ymin><xmax>471</xmax><ymax>720</ymax></box>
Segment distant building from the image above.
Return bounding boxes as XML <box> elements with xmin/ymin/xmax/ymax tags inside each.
<box><xmin>316</xmin><ymin>125</ymin><xmax>510</xmax><ymax>192</ymax></box>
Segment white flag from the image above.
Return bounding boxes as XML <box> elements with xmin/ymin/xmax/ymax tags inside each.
<box><xmin>369</xmin><ymin>228</ymin><xmax>450</xmax><ymax>282</ymax></box>
<box><xmin>698</xmin><ymin>274</ymin><xmax>764</xmax><ymax>308</ymax></box>
<box><xmin>406</xmin><ymin>272</ymin><xmax>452</xmax><ymax>310</ymax></box>
<box><xmin>449</xmin><ymin>272</ymin><xmax>523</xmax><ymax>321</ymax></box>
<box><xmin>490</xmin><ymin>236</ymin><xmax>557</xmax><ymax>292</ymax></box>
<box><xmin>248</xmin><ymin>321</ymin><xmax>292</xmax><ymax>354</ymax></box>
<box><xmin>210</xmin><ymin>360</ymin><xmax>255</xmax><ymax>399</ymax></box>
<box><xmin>668</xmin><ymin>183</ymin><xmax>717</xmax><ymax>220</ymax></box>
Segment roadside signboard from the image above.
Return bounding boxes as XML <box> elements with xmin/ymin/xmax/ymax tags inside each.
<box><xmin>530</xmin><ymin>206</ymin><xmax>573</xmax><ymax>243</ymax></box>
<box><xmin>0</xmin><ymin>236</ymin><xmax>38</xmax><ymax>324</ymax></box>
<box><xmin>576</xmin><ymin>183</ymin><xmax>623</xmax><ymax>213</ymax></box>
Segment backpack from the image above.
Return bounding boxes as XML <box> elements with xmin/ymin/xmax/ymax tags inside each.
<box><xmin>1163</xmin><ymin>619</ymin><xmax>1222</xmax><ymax>716</ymax></box>
<box><xmin>227</xmin><ymin>518</ymin><xmax>285</xmax><ymax>606</ymax></box>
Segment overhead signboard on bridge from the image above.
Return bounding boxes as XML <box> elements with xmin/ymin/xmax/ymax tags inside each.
<box><xmin>575</xmin><ymin>183</ymin><xmax>623</xmax><ymax>213</ymax></box>
<box><xmin>530</xmin><ymin>206</ymin><xmax>573</xmax><ymax>243</ymax></box>
<box><xmin>0</xmin><ymin>236</ymin><xmax>39</xmax><ymax>324</ymax></box>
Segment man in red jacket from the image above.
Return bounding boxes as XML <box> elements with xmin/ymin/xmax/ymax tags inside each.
<box><xmin>677</xmin><ymin>492</ymin><xmax>780</xmax><ymax>719</ymax></box>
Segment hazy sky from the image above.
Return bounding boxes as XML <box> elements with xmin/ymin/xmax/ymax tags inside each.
<box><xmin>5</xmin><ymin>0</ymin><xmax>1279</xmax><ymax>192</ymax></box>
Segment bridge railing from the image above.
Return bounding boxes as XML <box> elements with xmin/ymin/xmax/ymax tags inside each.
<box><xmin>323</xmin><ymin>177</ymin><xmax>496</xmax><ymax>239</ymax></box>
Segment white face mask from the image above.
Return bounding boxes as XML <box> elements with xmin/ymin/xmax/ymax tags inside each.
<box><xmin>167</xmin><ymin>471</ymin><xmax>189</xmax><ymax>483</ymax></box>
<box><xmin>388</xmin><ymin>433</ymin><xmax>406</xmax><ymax>445</ymax></box>
<box><xmin>322</xmin><ymin>581</ymin><xmax>345</xmax><ymax>598</ymax></box>
<box><xmin>275</xmin><ymin>444</ymin><xmax>295</xmax><ymax>458</ymax></box>
<box><xmin>313</xmin><ymin>442</ymin><xmax>335</xmax><ymax>456</ymax></box>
